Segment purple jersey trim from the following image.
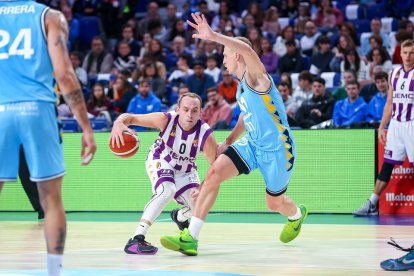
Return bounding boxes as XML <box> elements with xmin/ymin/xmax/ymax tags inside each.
<box><xmin>407</xmin><ymin>103</ymin><xmax>412</xmax><ymax>121</ymax></box>
<box><xmin>159</xmin><ymin>112</ymin><xmax>172</xmax><ymax>137</ymax></box>
<box><xmin>154</xmin><ymin>176</ymin><xmax>175</xmax><ymax>191</ymax></box>
<box><xmin>384</xmin><ymin>158</ymin><xmax>404</xmax><ymax>165</ymax></box>
<box><xmin>166</xmin><ymin>116</ymin><xmax>179</xmax><ymax>148</ymax></box>
<box><xmin>396</xmin><ymin>103</ymin><xmax>403</xmax><ymax>121</ymax></box>
<box><xmin>174</xmin><ymin>183</ymin><xmax>200</xmax><ymax>203</ymax></box>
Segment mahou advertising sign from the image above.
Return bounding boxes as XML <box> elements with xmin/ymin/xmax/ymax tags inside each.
<box><xmin>378</xmin><ymin>137</ymin><xmax>414</xmax><ymax>214</ymax></box>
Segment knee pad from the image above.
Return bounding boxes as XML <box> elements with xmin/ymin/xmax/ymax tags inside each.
<box><xmin>378</xmin><ymin>162</ymin><xmax>395</xmax><ymax>183</ymax></box>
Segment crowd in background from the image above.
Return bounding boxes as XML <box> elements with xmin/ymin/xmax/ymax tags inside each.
<box><xmin>43</xmin><ymin>0</ymin><xmax>414</xmax><ymax>130</ymax></box>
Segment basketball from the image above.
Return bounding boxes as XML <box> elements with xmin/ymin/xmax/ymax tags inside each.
<box><xmin>109</xmin><ymin>132</ymin><xmax>140</xmax><ymax>158</ymax></box>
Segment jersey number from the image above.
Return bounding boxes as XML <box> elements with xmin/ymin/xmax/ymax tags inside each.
<box><xmin>239</xmin><ymin>96</ymin><xmax>255</xmax><ymax>132</ymax></box>
<box><xmin>179</xmin><ymin>143</ymin><xmax>186</xmax><ymax>154</ymax></box>
<box><xmin>0</xmin><ymin>29</ymin><xmax>34</xmax><ymax>60</ymax></box>
<box><xmin>401</xmin><ymin>81</ymin><xmax>405</xmax><ymax>90</ymax></box>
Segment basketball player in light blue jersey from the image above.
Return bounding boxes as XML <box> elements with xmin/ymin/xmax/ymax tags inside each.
<box><xmin>0</xmin><ymin>1</ymin><xmax>96</xmax><ymax>275</ymax></box>
<box><xmin>160</xmin><ymin>13</ymin><xmax>308</xmax><ymax>256</ymax></box>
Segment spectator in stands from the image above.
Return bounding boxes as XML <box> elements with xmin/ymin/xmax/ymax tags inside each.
<box><xmin>87</xmin><ymin>83</ymin><xmax>112</xmax><ymax>117</ymax></box>
<box><xmin>280</xmin><ymin>72</ymin><xmax>293</xmax><ymax>91</ymax></box>
<box><xmin>135</xmin><ymin>51</ymin><xmax>167</xmax><ymax>81</ymax></box>
<box><xmin>218</xmin><ymin>70</ymin><xmax>238</xmax><ymax>105</ymax></box>
<box><xmin>295</xmin><ymin>77</ymin><xmax>335</xmax><ymax>128</ymax></box>
<box><xmin>278</xmin><ymin>81</ymin><xmax>298</xmax><ymax>126</ymax></box>
<box><xmin>360</xmin><ymin>64</ymin><xmax>385</xmax><ymax>103</ymax></box>
<box><xmin>246</xmin><ymin>27</ymin><xmax>263</xmax><ymax>56</ymax></box>
<box><xmin>140</xmin><ymin>63</ymin><xmax>166</xmax><ymax>102</ymax></box>
<box><xmin>163</xmin><ymin>3</ymin><xmax>179</xmax><ymax>31</ymax></box>
<box><xmin>392</xmin><ymin>30</ymin><xmax>413</xmax><ymax>64</ymax></box>
<box><xmin>330</xmin><ymin>34</ymin><xmax>356</xmax><ymax>73</ymax></box>
<box><xmin>168</xmin><ymin>84</ymin><xmax>190</xmax><ymax>111</ymax></box>
<box><xmin>195</xmin><ymin>40</ymin><xmax>222</xmax><ymax>66</ymax></box>
<box><xmin>294</xmin><ymin>4</ymin><xmax>311</xmax><ymax>35</ymax></box>
<box><xmin>147</xmin><ymin>18</ymin><xmax>169</xmax><ymax>46</ymax></box>
<box><xmin>138</xmin><ymin>33</ymin><xmax>152</xmax><ymax>60</ymax></box>
<box><xmin>333</xmin><ymin>81</ymin><xmax>367</xmax><ymax>128</ymax></box>
<box><xmin>261</xmin><ymin>6</ymin><xmax>280</xmax><ymax>39</ymax></box>
<box><xmin>361</xmin><ymin>18</ymin><xmax>391</xmax><ymax>57</ymax></box>
<box><xmin>340</xmin><ymin>49</ymin><xmax>368</xmax><ymax>85</ymax></box>
<box><xmin>165</xmin><ymin>36</ymin><xmax>192</xmax><ymax>71</ymax></box>
<box><xmin>112</xmin><ymin>75</ymin><xmax>136</xmax><ymax>114</ymax></box>
<box><xmin>166</xmin><ymin>19</ymin><xmax>192</xmax><ymax>48</ymax></box>
<box><xmin>168</xmin><ymin>53</ymin><xmax>194</xmax><ymax>85</ymax></box>
<box><xmin>300</xmin><ymin>20</ymin><xmax>321</xmax><ymax>57</ymax></box>
<box><xmin>70</xmin><ymin>51</ymin><xmax>88</xmax><ymax>87</ymax></box>
<box><xmin>366</xmin><ymin>47</ymin><xmax>392</xmax><ymax>81</ymax></box>
<box><xmin>239</xmin><ymin>13</ymin><xmax>256</xmax><ymax>37</ymax></box>
<box><xmin>211</xmin><ymin>1</ymin><xmax>238</xmax><ymax>31</ymax></box>
<box><xmin>291</xmin><ymin>70</ymin><xmax>314</xmax><ymax>114</ymax></box>
<box><xmin>260</xmin><ymin>37</ymin><xmax>279</xmax><ymax>74</ymax></box>
<box><xmin>278</xmin><ymin>40</ymin><xmax>304</xmax><ymax>74</ymax></box>
<box><xmin>72</xmin><ymin>0</ymin><xmax>100</xmax><ymax>16</ymax></box>
<box><xmin>186</xmin><ymin>60</ymin><xmax>216</xmax><ymax>102</ymax></box>
<box><xmin>148</xmin><ymin>39</ymin><xmax>165</xmax><ymax>63</ymax></box>
<box><xmin>314</xmin><ymin>0</ymin><xmax>344</xmax><ymax>29</ymax></box>
<box><xmin>196</xmin><ymin>0</ymin><xmax>215</xmax><ymax>25</ymax></box>
<box><xmin>201</xmin><ymin>87</ymin><xmax>233</xmax><ymax>129</ymax></box>
<box><xmin>137</xmin><ymin>2</ymin><xmax>161</xmax><ymax>38</ymax></box>
<box><xmin>333</xmin><ymin>69</ymin><xmax>357</xmax><ymax>101</ymax></box>
<box><xmin>115</xmin><ymin>25</ymin><xmax>141</xmax><ymax>58</ymax></box>
<box><xmin>273</xmin><ymin>26</ymin><xmax>299</xmax><ymax>57</ymax></box>
<box><xmin>242</xmin><ymin>1</ymin><xmax>264</xmax><ymax>28</ymax></box>
<box><xmin>366</xmin><ymin>72</ymin><xmax>388</xmax><ymax>127</ymax></box>
<box><xmin>340</xmin><ymin>22</ymin><xmax>359</xmax><ymax>47</ymax></box>
<box><xmin>82</xmin><ymin>36</ymin><xmax>114</xmax><ymax>80</ymax></box>
<box><xmin>309</xmin><ymin>35</ymin><xmax>334</xmax><ymax>75</ymax></box>
<box><xmin>204</xmin><ymin>55</ymin><xmax>221</xmax><ymax>83</ymax></box>
<box><xmin>127</xmin><ymin>78</ymin><xmax>161</xmax><ymax>131</ymax></box>
<box><xmin>279</xmin><ymin>0</ymin><xmax>299</xmax><ymax>19</ymax></box>
<box><xmin>113</xmin><ymin>41</ymin><xmax>137</xmax><ymax>74</ymax></box>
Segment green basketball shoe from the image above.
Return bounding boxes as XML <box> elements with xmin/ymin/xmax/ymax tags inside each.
<box><xmin>279</xmin><ymin>204</ymin><xmax>308</xmax><ymax>243</ymax></box>
<box><xmin>160</xmin><ymin>228</ymin><xmax>198</xmax><ymax>256</ymax></box>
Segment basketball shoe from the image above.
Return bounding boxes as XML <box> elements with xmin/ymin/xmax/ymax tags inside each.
<box><xmin>170</xmin><ymin>209</ymin><xmax>189</xmax><ymax>230</ymax></box>
<box><xmin>124</xmin><ymin>235</ymin><xmax>158</xmax><ymax>255</ymax></box>
<box><xmin>160</xmin><ymin>228</ymin><xmax>198</xmax><ymax>256</ymax></box>
<box><xmin>280</xmin><ymin>204</ymin><xmax>308</xmax><ymax>243</ymax></box>
<box><xmin>353</xmin><ymin>199</ymin><xmax>378</xmax><ymax>216</ymax></box>
<box><xmin>381</xmin><ymin>239</ymin><xmax>414</xmax><ymax>271</ymax></box>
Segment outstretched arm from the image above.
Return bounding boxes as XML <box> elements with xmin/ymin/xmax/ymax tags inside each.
<box><xmin>187</xmin><ymin>13</ymin><xmax>269</xmax><ymax>89</ymax></box>
<box><xmin>45</xmin><ymin>9</ymin><xmax>96</xmax><ymax>165</ymax></box>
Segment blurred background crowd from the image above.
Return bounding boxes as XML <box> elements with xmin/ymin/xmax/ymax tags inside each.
<box><xmin>44</xmin><ymin>0</ymin><xmax>414</xmax><ymax>131</ymax></box>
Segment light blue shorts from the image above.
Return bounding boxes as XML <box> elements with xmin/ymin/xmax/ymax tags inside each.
<box><xmin>226</xmin><ymin>137</ymin><xmax>295</xmax><ymax>196</ymax></box>
<box><xmin>0</xmin><ymin>101</ymin><xmax>65</xmax><ymax>182</ymax></box>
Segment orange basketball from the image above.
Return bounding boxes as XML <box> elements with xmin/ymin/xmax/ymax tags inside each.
<box><xmin>109</xmin><ymin>132</ymin><xmax>140</xmax><ymax>158</ymax></box>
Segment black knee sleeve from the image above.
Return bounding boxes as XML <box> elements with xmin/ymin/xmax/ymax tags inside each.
<box><xmin>378</xmin><ymin>162</ymin><xmax>395</xmax><ymax>183</ymax></box>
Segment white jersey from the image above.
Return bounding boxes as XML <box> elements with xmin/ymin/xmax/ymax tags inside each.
<box><xmin>390</xmin><ymin>66</ymin><xmax>414</xmax><ymax>122</ymax></box>
<box><xmin>147</xmin><ymin>111</ymin><xmax>212</xmax><ymax>173</ymax></box>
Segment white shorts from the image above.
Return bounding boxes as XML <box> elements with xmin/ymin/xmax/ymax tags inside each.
<box><xmin>145</xmin><ymin>159</ymin><xmax>200</xmax><ymax>205</ymax></box>
<box><xmin>384</xmin><ymin>119</ymin><xmax>414</xmax><ymax>165</ymax></box>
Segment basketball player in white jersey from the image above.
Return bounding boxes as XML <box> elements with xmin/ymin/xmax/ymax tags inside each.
<box><xmin>110</xmin><ymin>93</ymin><xmax>217</xmax><ymax>254</ymax></box>
<box><xmin>354</xmin><ymin>39</ymin><xmax>414</xmax><ymax>216</ymax></box>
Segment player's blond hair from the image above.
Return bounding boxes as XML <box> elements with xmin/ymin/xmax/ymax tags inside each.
<box><xmin>401</xmin><ymin>39</ymin><xmax>414</xmax><ymax>48</ymax></box>
<box><xmin>178</xmin><ymin>92</ymin><xmax>202</xmax><ymax>108</ymax></box>
<box><xmin>235</xmin><ymin>36</ymin><xmax>253</xmax><ymax>48</ymax></box>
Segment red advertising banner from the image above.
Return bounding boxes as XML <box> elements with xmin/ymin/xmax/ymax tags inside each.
<box><xmin>378</xmin><ymin>137</ymin><xmax>414</xmax><ymax>214</ymax></box>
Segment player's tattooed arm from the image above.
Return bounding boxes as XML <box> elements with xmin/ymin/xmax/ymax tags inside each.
<box><xmin>62</xmin><ymin>89</ymin><xmax>85</xmax><ymax>108</ymax></box>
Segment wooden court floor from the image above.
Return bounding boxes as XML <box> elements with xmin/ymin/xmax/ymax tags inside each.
<box><xmin>0</xmin><ymin>213</ymin><xmax>413</xmax><ymax>276</ymax></box>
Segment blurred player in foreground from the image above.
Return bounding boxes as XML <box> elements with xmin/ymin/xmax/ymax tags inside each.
<box><xmin>0</xmin><ymin>2</ymin><xmax>96</xmax><ymax>275</ymax></box>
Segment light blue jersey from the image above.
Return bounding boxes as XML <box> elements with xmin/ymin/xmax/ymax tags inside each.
<box><xmin>227</xmin><ymin>73</ymin><xmax>295</xmax><ymax>195</ymax></box>
<box><xmin>0</xmin><ymin>0</ymin><xmax>55</xmax><ymax>104</ymax></box>
<box><xmin>0</xmin><ymin>1</ymin><xmax>64</xmax><ymax>182</ymax></box>
<box><xmin>237</xmin><ymin>73</ymin><xmax>295</xmax><ymax>167</ymax></box>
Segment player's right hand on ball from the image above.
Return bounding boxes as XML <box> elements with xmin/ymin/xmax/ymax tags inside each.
<box><xmin>109</xmin><ymin>120</ymin><xmax>136</xmax><ymax>149</ymax></box>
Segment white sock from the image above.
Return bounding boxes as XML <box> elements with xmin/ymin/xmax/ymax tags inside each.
<box><xmin>370</xmin><ymin>194</ymin><xmax>379</xmax><ymax>205</ymax></box>
<box><xmin>47</xmin><ymin>253</ymin><xmax>63</xmax><ymax>276</ymax></box>
<box><xmin>134</xmin><ymin>221</ymin><xmax>150</xmax><ymax>237</ymax></box>
<box><xmin>188</xmin><ymin>217</ymin><xmax>204</xmax><ymax>240</ymax></box>
<box><xmin>288</xmin><ymin>207</ymin><xmax>302</xmax><ymax>221</ymax></box>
